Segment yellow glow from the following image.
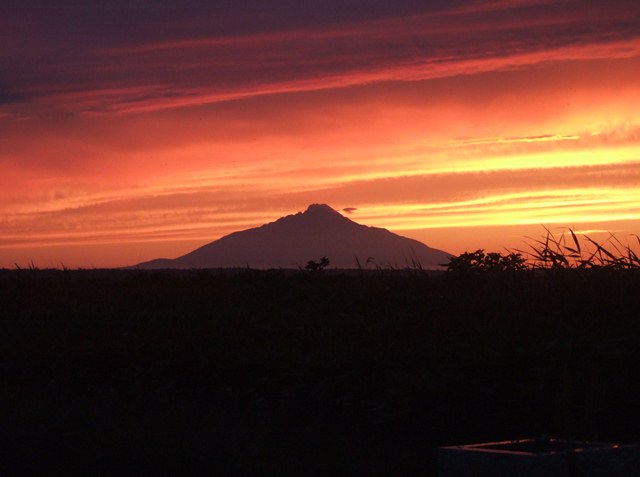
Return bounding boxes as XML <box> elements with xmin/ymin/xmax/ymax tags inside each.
<box><xmin>351</xmin><ymin>188</ymin><xmax>640</xmax><ymax>230</ymax></box>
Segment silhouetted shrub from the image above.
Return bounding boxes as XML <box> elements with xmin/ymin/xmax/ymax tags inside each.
<box><xmin>304</xmin><ymin>256</ymin><xmax>330</xmax><ymax>273</ymax></box>
<box><xmin>446</xmin><ymin>249</ymin><xmax>527</xmax><ymax>273</ymax></box>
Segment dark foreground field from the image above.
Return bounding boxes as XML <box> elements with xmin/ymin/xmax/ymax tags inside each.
<box><xmin>2</xmin><ymin>268</ymin><xmax>640</xmax><ymax>475</ymax></box>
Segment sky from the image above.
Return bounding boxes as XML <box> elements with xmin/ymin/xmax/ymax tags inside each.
<box><xmin>2</xmin><ymin>0</ymin><xmax>640</xmax><ymax>268</ymax></box>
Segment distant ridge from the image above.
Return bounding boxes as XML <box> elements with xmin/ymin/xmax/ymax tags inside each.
<box><xmin>135</xmin><ymin>204</ymin><xmax>451</xmax><ymax>269</ymax></box>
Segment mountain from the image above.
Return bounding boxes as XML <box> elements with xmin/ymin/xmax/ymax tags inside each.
<box><xmin>135</xmin><ymin>204</ymin><xmax>451</xmax><ymax>269</ymax></box>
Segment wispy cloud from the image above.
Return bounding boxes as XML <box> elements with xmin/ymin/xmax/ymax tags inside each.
<box><xmin>3</xmin><ymin>161</ymin><xmax>639</xmax><ymax>250</ymax></box>
<box><xmin>3</xmin><ymin>1</ymin><xmax>639</xmax><ymax>115</ymax></box>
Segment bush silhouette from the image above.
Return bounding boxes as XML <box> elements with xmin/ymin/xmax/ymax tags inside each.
<box><xmin>447</xmin><ymin>249</ymin><xmax>527</xmax><ymax>273</ymax></box>
<box><xmin>304</xmin><ymin>256</ymin><xmax>330</xmax><ymax>273</ymax></box>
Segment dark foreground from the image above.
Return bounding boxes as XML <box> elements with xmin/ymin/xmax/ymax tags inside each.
<box><xmin>2</xmin><ymin>268</ymin><xmax>639</xmax><ymax>475</ymax></box>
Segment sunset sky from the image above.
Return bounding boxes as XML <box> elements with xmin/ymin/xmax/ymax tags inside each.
<box><xmin>2</xmin><ymin>0</ymin><xmax>639</xmax><ymax>268</ymax></box>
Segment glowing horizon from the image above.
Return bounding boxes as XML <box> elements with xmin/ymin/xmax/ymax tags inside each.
<box><xmin>2</xmin><ymin>1</ymin><xmax>639</xmax><ymax>268</ymax></box>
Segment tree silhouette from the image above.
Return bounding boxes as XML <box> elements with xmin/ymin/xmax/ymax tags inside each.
<box><xmin>305</xmin><ymin>256</ymin><xmax>330</xmax><ymax>273</ymax></box>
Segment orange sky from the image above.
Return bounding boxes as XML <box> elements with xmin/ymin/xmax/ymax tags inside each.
<box><xmin>1</xmin><ymin>0</ymin><xmax>639</xmax><ymax>268</ymax></box>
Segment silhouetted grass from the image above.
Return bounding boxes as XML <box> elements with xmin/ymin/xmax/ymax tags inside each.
<box><xmin>1</xmin><ymin>260</ymin><xmax>640</xmax><ymax>475</ymax></box>
<box><xmin>520</xmin><ymin>226</ymin><xmax>640</xmax><ymax>270</ymax></box>
<box><xmin>445</xmin><ymin>228</ymin><xmax>640</xmax><ymax>273</ymax></box>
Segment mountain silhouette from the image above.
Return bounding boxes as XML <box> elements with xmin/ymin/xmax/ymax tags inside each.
<box><xmin>136</xmin><ymin>204</ymin><xmax>451</xmax><ymax>269</ymax></box>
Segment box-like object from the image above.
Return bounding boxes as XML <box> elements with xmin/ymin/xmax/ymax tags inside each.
<box><xmin>438</xmin><ymin>438</ymin><xmax>640</xmax><ymax>477</ymax></box>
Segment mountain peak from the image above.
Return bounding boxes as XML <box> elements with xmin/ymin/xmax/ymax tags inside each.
<box><xmin>294</xmin><ymin>203</ymin><xmax>350</xmax><ymax>227</ymax></box>
<box><xmin>303</xmin><ymin>203</ymin><xmax>340</xmax><ymax>215</ymax></box>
